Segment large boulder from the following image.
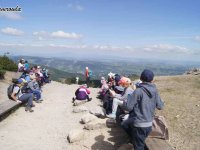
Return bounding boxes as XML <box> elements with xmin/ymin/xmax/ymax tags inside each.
<box><xmin>72</xmin><ymin>106</ymin><xmax>88</xmax><ymax>113</ymax></box>
<box><xmin>67</xmin><ymin>129</ymin><xmax>85</xmax><ymax>143</ymax></box>
<box><xmin>89</xmin><ymin>107</ymin><xmax>106</xmax><ymax>117</ymax></box>
<box><xmin>81</xmin><ymin>113</ymin><xmax>98</xmax><ymax>124</ymax></box>
<box><xmin>84</xmin><ymin>119</ymin><xmax>106</xmax><ymax>130</ymax></box>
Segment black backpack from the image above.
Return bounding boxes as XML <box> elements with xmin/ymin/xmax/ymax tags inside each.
<box><xmin>7</xmin><ymin>84</ymin><xmax>20</xmax><ymax>100</ymax></box>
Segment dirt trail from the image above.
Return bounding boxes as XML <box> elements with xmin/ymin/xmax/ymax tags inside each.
<box><xmin>0</xmin><ymin>81</ymin><xmax>125</xmax><ymax>150</ymax></box>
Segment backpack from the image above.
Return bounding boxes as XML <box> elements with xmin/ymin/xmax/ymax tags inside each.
<box><xmin>7</xmin><ymin>84</ymin><xmax>20</xmax><ymax>100</ymax></box>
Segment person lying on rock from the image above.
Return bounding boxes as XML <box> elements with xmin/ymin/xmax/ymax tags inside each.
<box><xmin>72</xmin><ymin>84</ymin><xmax>92</xmax><ymax>103</ymax></box>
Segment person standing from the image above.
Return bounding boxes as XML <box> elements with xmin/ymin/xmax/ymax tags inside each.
<box><xmin>85</xmin><ymin>67</ymin><xmax>90</xmax><ymax>87</ymax></box>
<box><xmin>122</xmin><ymin>69</ymin><xmax>164</xmax><ymax>150</ymax></box>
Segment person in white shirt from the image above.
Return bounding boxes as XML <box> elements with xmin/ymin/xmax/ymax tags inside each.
<box><xmin>11</xmin><ymin>78</ymin><xmax>34</xmax><ymax>112</ymax></box>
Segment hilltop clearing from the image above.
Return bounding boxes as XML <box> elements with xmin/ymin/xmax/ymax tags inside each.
<box><xmin>0</xmin><ymin>73</ymin><xmax>199</xmax><ymax>150</ymax></box>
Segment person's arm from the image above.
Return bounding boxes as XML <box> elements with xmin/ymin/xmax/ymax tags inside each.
<box><xmin>123</xmin><ymin>90</ymin><xmax>139</xmax><ymax>111</ymax></box>
<box><xmin>155</xmin><ymin>92</ymin><xmax>164</xmax><ymax>110</ymax></box>
<box><xmin>11</xmin><ymin>87</ymin><xmax>22</xmax><ymax>103</ymax></box>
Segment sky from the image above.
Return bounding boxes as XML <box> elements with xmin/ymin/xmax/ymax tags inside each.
<box><xmin>0</xmin><ymin>0</ymin><xmax>200</xmax><ymax>62</ymax></box>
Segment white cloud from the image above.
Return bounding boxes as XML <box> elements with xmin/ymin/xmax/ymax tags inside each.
<box><xmin>0</xmin><ymin>12</ymin><xmax>22</xmax><ymax>20</ymax></box>
<box><xmin>0</xmin><ymin>42</ymin><xmax>25</xmax><ymax>47</ymax></box>
<box><xmin>33</xmin><ymin>31</ymin><xmax>49</xmax><ymax>40</ymax></box>
<box><xmin>67</xmin><ymin>4</ymin><xmax>84</xmax><ymax>11</ymax></box>
<box><xmin>51</xmin><ymin>30</ymin><xmax>82</xmax><ymax>39</ymax></box>
<box><xmin>143</xmin><ymin>44</ymin><xmax>190</xmax><ymax>54</ymax></box>
<box><xmin>33</xmin><ymin>30</ymin><xmax>82</xmax><ymax>40</ymax></box>
<box><xmin>194</xmin><ymin>36</ymin><xmax>200</xmax><ymax>41</ymax></box>
<box><xmin>1</xmin><ymin>27</ymin><xmax>24</xmax><ymax>36</ymax></box>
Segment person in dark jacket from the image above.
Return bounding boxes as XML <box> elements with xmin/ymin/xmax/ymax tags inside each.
<box><xmin>122</xmin><ymin>69</ymin><xmax>164</xmax><ymax>150</ymax></box>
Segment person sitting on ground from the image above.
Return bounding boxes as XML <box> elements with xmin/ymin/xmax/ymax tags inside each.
<box><xmin>27</xmin><ymin>73</ymin><xmax>43</xmax><ymax>103</ymax></box>
<box><xmin>11</xmin><ymin>79</ymin><xmax>34</xmax><ymax>112</ymax></box>
<box><xmin>106</xmin><ymin>77</ymin><xmax>134</xmax><ymax>119</ymax></box>
<box><xmin>122</xmin><ymin>69</ymin><xmax>164</xmax><ymax>150</ymax></box>
<box><xmin>72</xmin><ymin>84</ymin><xmax>92</xmax><ymax>103</ymax></box>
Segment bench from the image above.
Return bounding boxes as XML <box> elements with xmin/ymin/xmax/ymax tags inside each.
<box><xmin>146</xmin><ymin>138</ymin><xmax>173</xmax><ymax>150</ymax></box>
<box><xmin>0</xmin><ymin>100</ymin><xmax>21</xmax><ymax>121</ymax></box>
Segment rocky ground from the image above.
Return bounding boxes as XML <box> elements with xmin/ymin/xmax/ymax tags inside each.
<box><xmin>0</xmin><ymin>72</ymin><xmax>200</xmax><ymax>150</ymax></box>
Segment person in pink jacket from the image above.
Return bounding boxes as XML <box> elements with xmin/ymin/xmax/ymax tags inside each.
<box><xmin>72</xmin><ymin>84</ymin><xmax>92</xmax><ymax>102</ymax></box>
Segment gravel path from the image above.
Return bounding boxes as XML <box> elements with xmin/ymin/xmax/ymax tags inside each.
<box><xmin>0</xmin><ymin>82</ymin><xmax>100</xmax><ymax>150</ymax></box>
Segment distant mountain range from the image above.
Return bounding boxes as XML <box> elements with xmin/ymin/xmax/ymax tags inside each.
<box><xmin>10</xmin><ymin>55</ymin><xmax>200</xmax><ymax>80</ymax></box>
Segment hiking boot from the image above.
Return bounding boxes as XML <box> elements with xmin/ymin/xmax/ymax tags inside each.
<box><xmin>25</xmin><ymin>106</ymin><xmax>34</xmax><ymax>112</ymax></box>
<box><xmin>35</xmin><ymin>100</ymin><xmax>42</xmax><ymax>103</ymax></box>
<box><xmin>106</xmin><ymin>113</ymin><xmax>116</xmax><ymax>119</ymax></box>
<box><xmin>31</xmin><ymin>104</ymin><xmax>35</xmax><ymax>107</ymax></box>
<box><xmin>72</xmin><ymin>97</ymin><xmax>76</xmax><ymax>103</ymax></box>
<box><xmin>87</xmin><ymin>98</ymin><xmax>92</xmax><ymax>101</ymax></box>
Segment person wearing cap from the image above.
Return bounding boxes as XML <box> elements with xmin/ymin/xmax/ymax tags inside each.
<box><xmin>11</xmin><ymin>79</ymin><xmax>34</xmax><ymax>112</ymax></box>
<box><xmin>107</xmin><ymin>77</ymin><xmax>134</xmax><ymax>119</ymax></box>
<box><xmin>122</xmin><ymin>69</ymin><xmax>164</xmax><ymax>150</ymax></box>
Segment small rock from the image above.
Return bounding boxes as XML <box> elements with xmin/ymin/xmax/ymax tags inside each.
<box><xmin>72</xmin><ymin>106</ymin><xmax>88</xmax><ymax>113</ymax></box>
<box><xmin>106</xmin><ymin>118</ymin><xmax>117</xmax><ymax>128</ymax></box>
<box><xmin>73</xmin><ymin>100</ymin><xmax>87</xmax><ymax>106</ymax></box>
<box><xmin>89</xmin><ymin>107</ymin><xmax>106</xmax><ymax>117</ymax></box>
<box><xmin>81</xmin><ymin>114</ymin><xmax>98</xmax><ymax>124</ymax></box>
<box><xmin>67</xmin><ymin>129</ymin><xmax>85</xmax><ymax>143</ymax></box>
<box><xmin>175</xmin><ymin>115</ymin><xmax>180</xmax><ymax>118</ymax></box>
<box><xmin>196</xmin><ymin>104</ymin><xmax>200</xmax><ymax>107</ymax></box>
<box><xmin>84</xmin><ymin>119</ymin><xmax>106</xmax><ymax>130</ymax></box>
<box><xmin>117</xmin><ymin>144</ymin><xmax>133</xmax><ymax>150</ymax></box>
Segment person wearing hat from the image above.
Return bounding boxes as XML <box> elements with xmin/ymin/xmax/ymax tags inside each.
<box><xmin>122</xmin><ymin>69</ymin><xmax>164</xmax><ymax>150</ymax></box>
<box><xmin>11</xmin><ymin>78</ymin><xmax>34</xmax><ymax>112</ymax></box>
<box><xmin>107</xmin><ymin>77</ymin><xmax>134</xmax><ymax>119</ymax></box>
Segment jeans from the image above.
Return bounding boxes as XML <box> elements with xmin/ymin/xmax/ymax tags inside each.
<box><xmin>33</xmin><ymin>90</ymin><xmax>41</xmax><ymax>100</ymax></box>
<box><xmin>131</xmin><ymin>126</ymin><xmax>152</xmax><ymax>150</ymax></box>
<box><xmin>19</xmin><ymin>93</ymin><xmax>33</xmax><ymax>107</ymax></box>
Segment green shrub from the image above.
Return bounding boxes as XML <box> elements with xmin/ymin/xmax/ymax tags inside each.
<box><xmin>0</xmin><ymin>69</ymin><xmax>6</xmax><ymax>79</ymax></box>
<box><xmin>0</xmin><ymin>56</ymin><xmax>18</xmax><ymax>72</ymax></box>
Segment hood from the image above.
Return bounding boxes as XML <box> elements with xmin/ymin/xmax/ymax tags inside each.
<box><xmin>138</xmin><ymin>82</ymin><xmax>157</xmax><ymax>98</ymax></box>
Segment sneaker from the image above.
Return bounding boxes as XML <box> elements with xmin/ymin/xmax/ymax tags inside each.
<box><xmin>25</xmin><ymin>106</ymin><xmax>34</xmax><ymax>112</ymax></box>
<box><xmin>35</xmin><ymin>100</ymin><xmax>42</xmax><ymax>103</ymax></box>
<box><xmin>106</xmin><ymin>113</ymin><xmax>116</xmax><ymax>119</ymax></box>
<box><xmin>88</xmin><ymin>98</ymin><xmax>92</xmax><ymax>101</ymax></box>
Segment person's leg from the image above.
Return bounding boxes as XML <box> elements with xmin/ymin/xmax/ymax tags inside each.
<box><xmin>107</xmin><ymin>98</ymin><xmax>123</xmax><ymax>118</ymax></box>
<box><xmin>86</xmin><ymin>95</ymin><xmax>92</xmax><ymax>101</ymax></box>
<box><xmin>121</xmin><ymin>118</ymin><xmax>132</xmax><ymax>138</ymax></box>
<box><xmin>33</xmin><ymin>90</ymin><xmax>41</xmax><ymax>100</ymax></box>
<box><xmin>19</xmin><ymin>93</ymin><xmax>34</xmax><ymax>112</ymax></box>
<box><xmin>131</xmin><ymin>126</ymin><xmax>152</xmax><ymax>150</ymax></box>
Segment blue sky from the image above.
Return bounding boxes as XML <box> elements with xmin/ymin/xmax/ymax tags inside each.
<box><xmin>0</xmin><ymin>0</ymin><xmax>200</xmax><ymax>62</ymax></box>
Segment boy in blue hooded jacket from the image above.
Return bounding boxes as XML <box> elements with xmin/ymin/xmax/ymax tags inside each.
<box><xmin>122</xmin><ymin>69</ymin><xmax>164</xmax><ymax>150</ymax></box>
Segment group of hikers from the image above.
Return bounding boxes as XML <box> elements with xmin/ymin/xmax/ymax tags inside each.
<box><xmin>8</xmin><ymin>58</ymin><xmax>51</xmax><ymax>112</ymax></box>
<box><xmin>8</xmin><ymin>60</ymin><xmax>164</xmax><ymax>149</ymax></box>
<box><xmin>96</xmin><ymin>69</ymin><xmax>164</xmax><ymax>150</ymax></box>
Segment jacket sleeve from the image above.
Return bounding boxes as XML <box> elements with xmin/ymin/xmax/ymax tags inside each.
<box><xmin>123</xmin><ymin>90</ymin><xmax>139</xmax><ymax>111</ymax></box>
<box><xmin>155</xmin><ymin>92</ymin><xmax>164</xmax><ymax>110</ymax></box>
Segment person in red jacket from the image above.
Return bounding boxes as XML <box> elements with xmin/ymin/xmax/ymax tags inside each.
<box><xmin>85</xmin><ymin>67</ymin><xmax>90</xmax><ymax>87</ymax></box>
